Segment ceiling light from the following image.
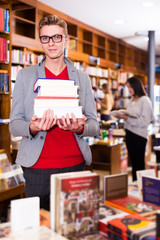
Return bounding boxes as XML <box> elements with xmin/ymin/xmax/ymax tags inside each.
<box><xmin>114</xmin><ymin>19</ymin><xmax>124</xmax><ymax>25</ymax></box>
<box><xmin>142</xmin><ymin>1</ymin><xmax>155</xmax><ymax>7</ymax></box>
<box><xmin>144</xmin><ymin>37</ymin><xmax>149</xmax><ymax>41</ymax></box>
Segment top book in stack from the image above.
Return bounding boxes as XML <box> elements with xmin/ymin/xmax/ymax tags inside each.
<box><xmin>33</xmin><ymin>78</ymin><xmax>83</xmax><ymax>119</ymax></box>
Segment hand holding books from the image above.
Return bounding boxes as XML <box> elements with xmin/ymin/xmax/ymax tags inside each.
<box><xmin>57</xmin><ymin>113</ymin><xmax>87</xmax><ymax>133</ymax></box>
<box><xmin>30</xmin><ymin>110</ymin><xmax>87</xmax><ymax>133</ymax></box>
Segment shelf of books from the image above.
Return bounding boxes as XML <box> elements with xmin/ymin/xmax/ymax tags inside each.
<box><xmin>0</xmin><ymin>1</ymin><xmax>11</xmax><ymax>160</ymax></box>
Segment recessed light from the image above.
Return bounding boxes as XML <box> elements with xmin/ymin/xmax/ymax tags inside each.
<box><xmin>142</xmin><ymin>1</ymin><xmax>155</xmax><ymax>7</ymax></box>
<box><xmin>144</xmin><ymin>37</ymin><xmax>149</xmax><ymax>41</ymax></box>
<box><xmin>114</xmin><ymin>19</ymin><xmax>125</xmax><ymax>25</ymax></box>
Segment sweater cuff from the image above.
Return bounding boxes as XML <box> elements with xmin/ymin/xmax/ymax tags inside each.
<box><xmin>75</xmin><ymin>125</ymin><xmax>84</xmax><ymax>134</ymax></box>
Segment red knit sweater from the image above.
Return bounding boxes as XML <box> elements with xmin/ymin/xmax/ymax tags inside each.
<box><xmin>31</xmin><ymin>66</ymin><xmax>84</xmax><ymax>168</ymax></box>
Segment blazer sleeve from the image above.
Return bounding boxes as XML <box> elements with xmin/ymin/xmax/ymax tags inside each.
<box><xmin>77</xmin><ymin>70</ymin><xmax>99</xmax><ymax>137</ymax></box>
<box><xmin>9</xmin><ymin>69</ymin><xmax>33</xmax><ymax>139</ymax></box>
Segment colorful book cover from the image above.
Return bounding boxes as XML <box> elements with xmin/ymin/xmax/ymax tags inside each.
<box><xmin>99</xmin><ymin>202</ymin><xmax>129</xmax><ymax>236</ymax></box>
<box><xmin>107</xmin><ymin>214</ymin><xmax>155</xmax><ymax>239</ymax></box>
<box><xmin>56</xmin><ymin>174</ymin><xmax>100</xmax><ymax>239</ymax></box>
<box><xmin>142</xmin><ymin>175</ymin><xmax>160</xmax><ymax>206</ymax></box>
<box><xmin>136</xmin><ymin>169</ymin><xmax>155</xmax><ymax>200</ymax></box>
<box><xmin>105</xmin><ymin>195</ymin><xmax>159</xmax><ymax>216</ymax></box>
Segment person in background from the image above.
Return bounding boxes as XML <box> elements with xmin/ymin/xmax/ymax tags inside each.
<box><xmin>116</xmin><ymin>76</ymin><xmax>154</xmax><ymax>181</ymax></box>
<box><xmin>9</xmin><ymin>15</ymin><xmax>99</xmax><ymax>210</ymax></box>
<box><xmin>99</xmin><ymin>83</ymin><xmax>114</xmax><ymax>121</ymax></box>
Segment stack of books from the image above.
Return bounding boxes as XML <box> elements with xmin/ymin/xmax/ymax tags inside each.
<box><xmin>33</xmin><ymin>78</ymin><xmax>83</xmax><ymax>119</ymax></box>
<box><xmin>107</xmin><ymin>214</ymin><xmax>156</xmax><ymax>240</ymax></box>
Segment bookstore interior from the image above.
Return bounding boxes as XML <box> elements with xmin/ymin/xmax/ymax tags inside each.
<box><xmin>0</xmin><ymin>0</ymin><xmax>160</xmax><ymax>239</ymax></box>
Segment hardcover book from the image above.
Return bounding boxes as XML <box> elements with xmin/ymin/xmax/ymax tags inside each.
<box><xmin>33</xmin><ymin>78</ymin><xmax>75</xmax><ymax>93</ymax></box>
<box><xmin>104</xmin><ymin>173</ymin><xmax>128</xmax><ymax>201</ymax></box>
<box><xmin>50</xmin><ymin>171</ymin><xmax>99</xmax><ymax>240</ymax></box>
<box><xmin>107</xmin><ymin>214</ymin><xmax>155</xmax><ymax>240</ymax></box>
<box><xmin>142</xmin><ymin>175</ymin><xmax>160</xmax><ymax>206</ymax></box>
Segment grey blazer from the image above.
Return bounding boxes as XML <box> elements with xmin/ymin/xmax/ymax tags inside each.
<box><xmin>9</xmin><ymin>57</ymin><xmax>99</xmax><ymax>167</ymax></box>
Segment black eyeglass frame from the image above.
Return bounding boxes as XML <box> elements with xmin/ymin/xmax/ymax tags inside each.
<box><xmin>39</xmin><ymin>34</ymin><xmax>66</xmax><ymax>44</ymax></box>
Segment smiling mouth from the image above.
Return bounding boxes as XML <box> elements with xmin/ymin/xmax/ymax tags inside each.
<box><xmin>48</xmin><ymin>49</ymin><xmax>57</xmax><ymax>51</ymax></box>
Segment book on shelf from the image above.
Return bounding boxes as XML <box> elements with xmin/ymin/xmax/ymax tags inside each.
<box><xmin>142</xmin><ymin>175</ymin><xmax>160</xmax><ymax>206</ymax></box>
<box><xmin>0</xmin><ymin>69</ymin><xmax>9</xmax><ymax>93</ymax></box>
<box><xmin>0</xmin><ymin>151</ymin><xmax>25</xmax><ymax>191</ymax></box>
<box><xmin>0</xmin><ymin>7</ymin><xmax>10</xmax><ymax>32</ymax></box>
<box><xmin>0</xmin><ymin>38</ymin><xmax>9</xmax><ymax>63</ymax></box>
<box><xmin>33</xmin><ymin>78</ymin><xmax>75</xmax><ymax>93</ymax></box>
<box><xmin>136</xmin><ymin>169</ymin><xmax>156</xmax><ymax>200</ymax></box>
<box><xmin>104</xmin><ymin>173</ymin><xmax>128</xmax><ymax>201</ymax></box>
<box><xmin>50</xmin><ymin>170</ymin><xmax>100</xmax><ymax>239</ymax></box>
<box><xmin>107</xmin><ymin>214</ymin><xmax>155</xmax><ymax>240</ymax></box>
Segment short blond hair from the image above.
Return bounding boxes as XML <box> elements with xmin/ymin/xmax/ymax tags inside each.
<box><xmin>38</xmin><ymin>15</ymin><xmax>68</xmax><ymax>36</ymax></box>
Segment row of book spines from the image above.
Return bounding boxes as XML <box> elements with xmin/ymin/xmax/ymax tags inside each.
<box><xmin>0</xmin><ymin>8</ymin><xmax>9</xmax><ymax>32</ymax></box>
<box><xmin>12</xmin><ymin>49</ymin><xmax>44</xmax><ymax>65</ymax></box>
<box><xmin>0</xmin><ymin>38</ymin><xmax>9</xmax><ymax>62</ymax></box>
<box><xmin>11</xmin><ymin>65</ymin><xmax>23</xmax><ymax>81</ymax></box>
<box><xmin>0</xmin><ymin>71</ymin><xmax>9</xmax><ymax>93</ymax></box>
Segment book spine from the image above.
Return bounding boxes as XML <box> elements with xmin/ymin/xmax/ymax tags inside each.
<box><xmin>107</xmin><ymin>223</ymin><xmax>122</xmax><ymax>235</ymax></box>
<box><xmin>105</xmin><ymin>200</ymin><xmax>136</xmax><ymax>215</ymax></box>
<box><xmin>108</xmin><ymin>230</ymin><xmax>130</xmax><ymax>240</ymax></box>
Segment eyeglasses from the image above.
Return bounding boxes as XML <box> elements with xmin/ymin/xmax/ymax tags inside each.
<box><xmin>40</xmin><ymin>34</ymin><xmax>66</xmax><ymax>44</ymax></box>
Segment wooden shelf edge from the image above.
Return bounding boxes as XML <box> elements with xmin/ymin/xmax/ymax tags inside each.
<box><xmin>0</xmin><ymin>183</ymin><xmax>25</xmax><ymax>202</ymax></box>
<box><xmin>12</xmin><ymin>14</ymin><xmax>35</xmax><ymax>25</ymax></box>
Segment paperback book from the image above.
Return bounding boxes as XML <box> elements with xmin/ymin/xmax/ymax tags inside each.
<box><xmin>136</xmin><ymin>169</ymin><xmax>155</xmax><ymax>200</ymax></box>
<box><xmin>105</xmin><ymin>195</ymin><xmax>159</xmax><ymax>217</ymax></box>
<box><xmin>142</xmin><ymin>175</ymin><xmax>160</xmax><ymax>206</ymax></box>
<box><xmin>50</xmin><ymin>171</ymin><xmax>100</xmax><ymax>240</ymax></box>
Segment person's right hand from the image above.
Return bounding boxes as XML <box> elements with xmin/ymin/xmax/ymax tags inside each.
<box><xmin>29</xmin><ymin>109</ymin><xmax>57</xmax><ymax>133</ymax></box>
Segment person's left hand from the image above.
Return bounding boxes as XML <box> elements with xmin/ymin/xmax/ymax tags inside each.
<box><xmin>57</xmin><ymin>113</ymin><xmax>87</xmax><ymax>133</ymax></box>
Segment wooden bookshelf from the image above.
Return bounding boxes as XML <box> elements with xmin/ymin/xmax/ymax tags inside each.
<box><xmin>0</xmin><ymin>1</ymin><xmax>11</xmax><ymax>160</ymax></box>
<box><xmin>0</xmin><ymin>0</ymin><xmax>150</xmax><ymax>162</ymax></box>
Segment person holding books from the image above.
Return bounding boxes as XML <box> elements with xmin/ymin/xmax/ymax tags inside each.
<box><xmin>9</xmin><ymin>15</ymin><xmax>99</xmax><ymax>210</ymax></box>
<box><xmin>116</xmin><ymin>76</ymin><xmax>154</xmax><ymax>181</ymax></box>
<box><xmin>99</xmin><ymin>83</ymin><xmax>114</xmax><ymax>121</ymax></box>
